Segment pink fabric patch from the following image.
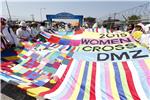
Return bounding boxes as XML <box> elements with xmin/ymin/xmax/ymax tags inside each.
<box><xmin>69</xmin><ymin>40</ymin><xmax>80</xmax><ymax>46</ymax></box>
<box><xmin>52</xmin><ymin>62</ymin><xmax>61</xmax><ymax>69</ymax></box>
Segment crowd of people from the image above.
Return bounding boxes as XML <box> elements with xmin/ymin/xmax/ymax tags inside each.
<box><xmin>1</xmin><ymin>17</ymin><xmax>150</xmax><ymax>52</ymax></box>
<box><xmin>91</xmin><ymin>22</ymin><xmax>150</xmax><ymax>49</ymax></box>
<box><xmin>125</xmin><ymin>23</ymin><xmax>150</xmax><ymax>48</ymax></box>
<box><xmin>0</xmin><ymin>17</ymin><xmax>50</xmax><ymax>51</ymax></box>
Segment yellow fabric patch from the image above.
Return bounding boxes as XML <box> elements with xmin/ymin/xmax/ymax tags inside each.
<box><xmin>82</xmin><ymin>32</ymin><xmax>100</xmax><ymax>39</ymax></box>
<box><xmin>50</xmin><ymin>79</ymin><xmax>56</xmax><ymax>84</ymax></box>
<box><xmin>18</xmin><ymin>84</ymin><xmax>30</xmax><ymax>88</ymax></box>
<box><xmin>21</xmin><ymin>78</ymin><xmax>32</xmax><ymax>83</ymax></box>
<box><xmin>27</xmin><ymin>87</ymin><xmax>49</xmax><ymax>97</ymax></box>
<box><xmin>3</xmin><ymin>56</ymin><xmax>19</xmax><ymax>60</ymax></box>
<box><xmin>61</xmin><ymin>53</ymin><xmax>67</xmax><ymax>58</ymax></box>
<box><xmin>62</xmin><ymin>36</ymin><xmax>71</xmax><ymax>39</ymax></box>
<box><xmin>132</xmin><ymin>31</ymin><xmax>143</xmax><ymax>40</ymax></box>
<box><xmin>21</xmin><ymin>50</ymin><xmax>28</xmax><ymax>55</ymax></box>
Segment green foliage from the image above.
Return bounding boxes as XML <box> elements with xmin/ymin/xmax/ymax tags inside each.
<box><xmin>127</xmin><ymin>15</ymin><xmax>141</xmax><ymax>24</ymax></box>
<box><xmin>84</xmin><ymin>17</ymin><xmax>96</xmax><ymax>28</ymax></box>
<box><xmin>84</xmin><ymin>17</ymin><xmax>96</xmax><ymax>23</ymax></box>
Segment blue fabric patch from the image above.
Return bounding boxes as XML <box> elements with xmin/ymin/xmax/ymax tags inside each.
<box><xmin>16</xmin><ymin>59</ymin><xmax>22</xmax><ymax>63</ymax></box>
<box><xmin>57</xmin><ymin>32</ymin><xmax>67</xmax><ymax>36</ymax></box>
<box><xmin>45</xmin><ymin>63</ymin><xmax>53</xmax><ymax>67</ymax></box>
<box><xmin>62</xmin><ymin>59</ymin><xmax>69</xmax><ymax>65</ymax></box>
<box><xmin>48</xmin><ymin>52</ymin><xmax>60</xmax><ymax>61</ymax></box>
<box><xmin>31</xmin><ymin>53</ymin><xmax>39</xmax><ymax>59</ymax></box>
<box><xmin>59</xmin><ymin>39</ymin><xmax>70</xmax><ymax>45</ymax></box>
<box><xmin>67</xmin><ymin>52</ymin><xmax>73</xmax><ymax>57</ymax></box>
<box><xmin>34</xmin><ymin>80</ymin><xmax>46</xmax><ymax>86</ymax></box>
<box><xmin>57</xmin><ymin>56</ymin><xmax>64</xmax><ymax>60</ymax></box>
<box><xmin>1</xmin><ymin>48</ymin><xmax>17</xmax><ymax>57</ymax></box>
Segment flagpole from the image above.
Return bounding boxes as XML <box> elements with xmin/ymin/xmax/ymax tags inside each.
<box><xmin>5</xmin><ymin>0</ymin><xmax>12</xmax><ymax>21</ymax></box>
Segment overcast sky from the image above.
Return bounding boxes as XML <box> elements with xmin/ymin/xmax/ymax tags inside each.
<box><xmin>1</xmin><ymin>0</ymin><xmax>149</xmax><ymax>21</ymax></box>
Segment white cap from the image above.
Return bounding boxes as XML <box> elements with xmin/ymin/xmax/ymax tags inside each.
<box><xmin>136</xmin><ymin>23</ymin><xmax>148</xmax><ymax>33</ymax></box>
<box><xmin>19</xmin><ymin>21</ymin><xmax>26</xmax><ymax>27</ymax></box>
<box><xmin>137</xmin><ymin>23</ymin><xmax>145</xmax><ymax>30</ymax></box>
<box><xmin>145</xmin><ymin>24</ymin><xmax>150</xmax><ymax>33</ymax></box>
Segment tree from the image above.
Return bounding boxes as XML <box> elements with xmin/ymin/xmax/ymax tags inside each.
<box><xmin>102</xmin><ymin>17</ymin><xmax>120</xmax><ymax>29</ymax></box>
<box><xmin>127</xmin><ymin>15</ymin><xmax>141</xmax><ymax>24</ymax></box>
<box><xmin>84</xmin><ymin>17</ymin><xmax>96</xmax><ymax>28</ymax></box>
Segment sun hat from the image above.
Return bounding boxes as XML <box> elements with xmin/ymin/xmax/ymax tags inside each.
<box><xmin>0</xmin><ymin>17</ymin><xmax>6</xmax><ymax>25</ymax></box>
<box><xmin>31</xmin><ymin>22</ymin><xmax>37</xmax><ymax>25</ymax></box>
<box><xmin>19</xmin><ymin>21</ymin><xmax>27</xmax><ymax>27</ymax></box>
<box><xmin>136</xmin><ymin>23</ymin><xmax>145</xmax><ymax>30</ymax></box>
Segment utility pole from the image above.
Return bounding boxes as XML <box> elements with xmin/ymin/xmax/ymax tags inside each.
<box><xmin>40</xmin><ymin>8</ymin><xmax>46</xmax><ymax>22</ymax></box>
<box><xmin>5</xmin><ymin>0</ymin><xmax>11</xmax><ymax>21</ymax></box>
<box><xmin>114</xmin><ymin>13</ymin><xmax>117</xmax><ymax>20</ymax></box>
<box><xmin>31</xmin><ymin>14</ymin><xmax>35</xmax><ymax>21</ymax></box>
<box><xmin>113</xmin><ymin>13</ymin><xmax>117</xmax><ymax>25</ymax></box>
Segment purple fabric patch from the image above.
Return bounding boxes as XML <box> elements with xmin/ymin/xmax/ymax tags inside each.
<box><xmin>27</xmin><ymin>72</ymin><xmax>40</xmax><ymax>80</ymax></box>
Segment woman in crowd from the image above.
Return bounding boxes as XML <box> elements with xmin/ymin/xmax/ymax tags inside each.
<box><xmin>112</xmin><ymin>25</ymin><xmax>122</xmax><ymax>33</ymax></box>
<box><xmin>16</xmin><ymin>21</ymin><xmax>32</xmax><ymax>41</ymax></box>
<box><xmin>127</xmin><ymin>24</ymin><xmax>134</xmax><ymax>33</ymax></box>
<box><xmin>131</xmin><ymin>23</ymin><xmax>145</xmax><ymax>41</ymax></box>
<box><xmin>0</xmin><ymin>17</ymin><xmax>19</xmax><ymax>51</ymax></box>
<box><xmin>131</xmin><ymin>23</ymin><xmax>150</xmax><ymax>49</ymax></box>
<box><xmin>139</xmin><ymin>24</ymin><xmax>150</xmax><ymax>49</ymax></box>
<box><xmin>30</xmin><ymin>22</ymin><xmax>40</xmax><ymax>38</ymax></box>
<box><xmin>40</xmin><ymin>22</ymin><xmax>48</xmax><ymax>32</ymax></box>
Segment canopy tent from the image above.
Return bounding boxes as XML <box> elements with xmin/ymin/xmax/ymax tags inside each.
<box><xmin>47</xmin><ymin>12</ymin><xmax>83</xmax><ymax>26</ymax></box>
<box><xmin>1</xmin><ymin>30</ymin><xmax>150</xmax><ymax>100</ymax></box>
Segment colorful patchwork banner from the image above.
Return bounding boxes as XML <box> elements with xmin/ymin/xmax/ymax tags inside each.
<box><xmin>0</xmin><ymin>30</ymin><xmax>150</xmax><ymax>100</ymax></box>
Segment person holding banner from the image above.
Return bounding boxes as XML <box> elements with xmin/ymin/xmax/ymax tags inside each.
<box><xmin>30</xmin><ymin>22</ymin><xmax>40</xmax><ymax>38</ymax></box>
<box><xmin>112</xmin><ymin>25</ymin><xmax>122</xmax><ymax>33</ymax></box>
<box><xmin>0</xmin><ymin>17</ymin><xmax>19</xmax><ymax>51</ymax></box>
<box><xmin>127</xmin><ymin>24</ymin><xmax>134</xmax><ymax>33</ymax></box>
<box><xmin>16</xmin><ymin>21</ymin><xmax>32</xmax><ymax>41</ymax></box>
<box><xmin>140</xmin><ymin>24</ymin><xmax>150</xmax><ymax>49</ymax></box>
<box><xmin>40</xmin><ymin>22</ymin><xmax>48</xmax><ymax>32</ymax></box>
<box><xmin>131</xmin><ymin>23</ymin><xmax>145</xmax><ymax>41</ymax></box>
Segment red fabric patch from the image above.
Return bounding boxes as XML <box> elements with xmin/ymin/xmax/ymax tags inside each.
<box><xmin>1</xmin><ymin>62</ymin><xmax>13</xmax><ymax>73</ymax></box>
<box><xmin>90</xmin><ymin>62</ymin><xmax>96</xmax><ymax>100</ymax></box>
<box><xmin>23</xmin><ymin>59</ymin><xmax>40</xmax><ymax>68</ymax></box>
<box><xmin>23</xmin><ymin>70</ymin><xmax>32</xmax><ymax>77</ymax></box>
<box><xmin>48</xmin><ymin>35</ymin><xmax>60</xmax><ymax>43</ymax></box>
<box><xmin>75</xmin><ymin>29</ymin><xmax>84</xmax><ymax>34</ymax></box>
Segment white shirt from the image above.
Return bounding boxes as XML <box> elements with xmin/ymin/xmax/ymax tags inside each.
<box><xmin>113</xmin><ymin>30</ymin><xmax>123</xmax><ymax>34</ymax></box>
<box><xmin>99</xmin><ymin>26</ymin><xmax>108</xmax><ymax>33</ymax></box>
<box><xmin>40</xmin><ymin>26</ymin><xmax>48</xmax><ymax>32</ymax></box>
<box><xmin>92</xmin><ymin>23</ymin><xmax>98</xmax><ymax>29</ymax></box>
<box><xmin>31</xmin><ymin>27</ymin><xmax>39</xmax><ymax>37</ymax></box>
<box><xmin>1</xmin><ymin>26</ymin><xmax>19</xmax><ymax>46</ymax></box>
<box><xmin>16</xmin><ymin>27</ymin><xmax>31</xmax><ymax>39</ymax></box>
<box><xmin>140</xmin><ymin>33</ymin><xmax>150</xmax><ymax>47</ymax></box>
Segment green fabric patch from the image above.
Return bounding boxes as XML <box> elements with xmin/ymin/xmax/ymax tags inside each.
<box><xmin>43</xmin><ymin>66</ymin><xmax>57</xmax><ymax>74</ymax></box>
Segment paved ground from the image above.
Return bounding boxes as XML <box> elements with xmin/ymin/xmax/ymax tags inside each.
<box><xmin>0</xmin><ymin>93</ymin><xmax>14</xmax><ymax>100</ymax></box>
<box><xmin>1</xmin><ymin>80</ymin><xmax>36</xmax><ymax>100</ymax></box>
